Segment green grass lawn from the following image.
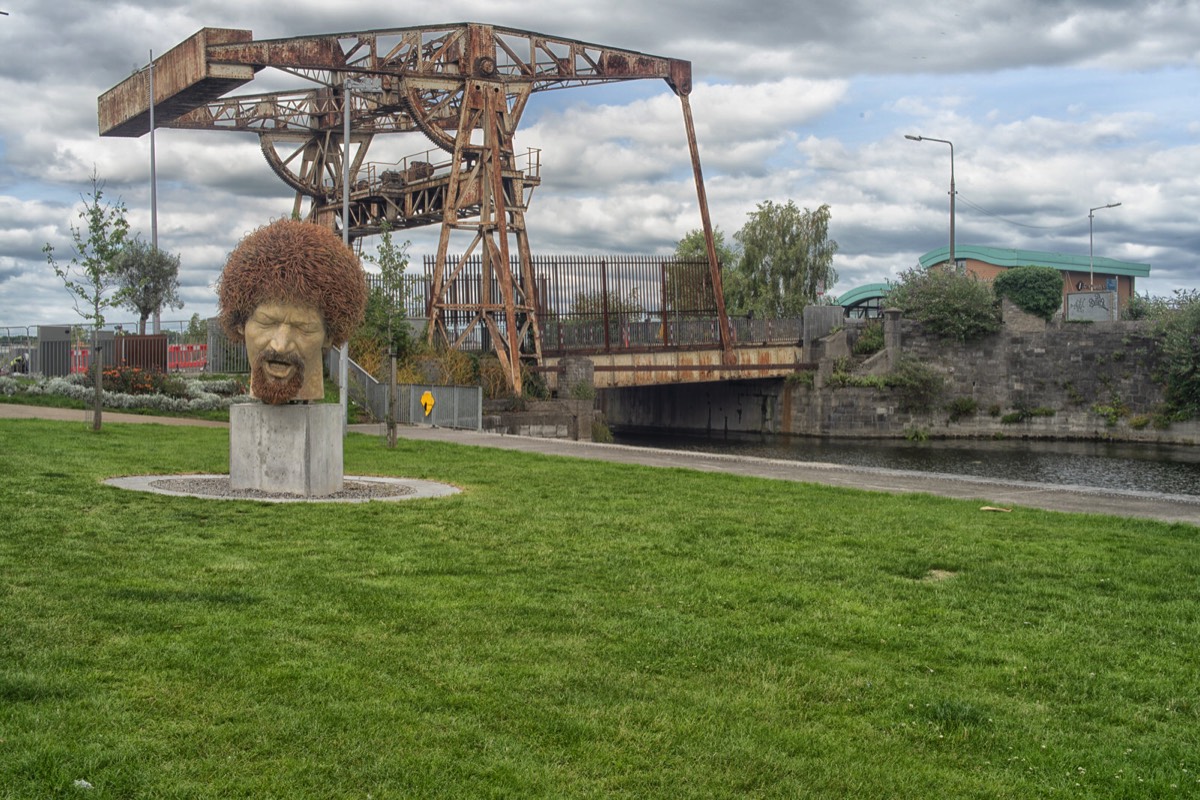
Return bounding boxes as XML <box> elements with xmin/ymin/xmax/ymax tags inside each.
<box><xmin>1</xmin><ymin>419</ymin><xmax>1197</xmax><ymax>798</ymax></box>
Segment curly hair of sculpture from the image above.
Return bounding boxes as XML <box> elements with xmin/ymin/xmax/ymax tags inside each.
<box><xmin>218</xmin><ymin>219</ymin><xmax>368</xmax><ymax>404</ymax></box>
<box><xmin>218</xmin><ymin>219</ymin><xmax>367</xmax><ymax>347</ymax></box>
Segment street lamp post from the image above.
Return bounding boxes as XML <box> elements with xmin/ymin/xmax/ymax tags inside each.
<box><xmin>339</xmin><ymin>75</ymin><xmax>383</xmax><ymax>435</ymax></box>
<box><xmin>148</xmin><ymin>50</ymin><xmax>160</xmax><ymax>334</ymax></box>
<box><xmin>905</xmin><ymin>134</ymin><xmax>955</xmax><ymax>270</ymax></box>
<box><xmin>1089</xmin><ymin>202</ymin><xmax>1121</xmax><ymax>290</ymax></box>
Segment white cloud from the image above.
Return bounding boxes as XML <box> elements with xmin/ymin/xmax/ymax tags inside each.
<box><xmin>2</xmin><ymin>0</ymin><xmax>1199</xmax><ymax>326</ymax></box>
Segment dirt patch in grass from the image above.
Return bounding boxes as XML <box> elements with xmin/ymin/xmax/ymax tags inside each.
<box><xmin>921</xmin><ymin>569</ymin><xmax>958</xmax><ymax>582</ymax></box>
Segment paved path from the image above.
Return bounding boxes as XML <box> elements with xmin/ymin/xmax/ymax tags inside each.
<box><xmin>0</xmin><ymin>403</ymin><xmax>230</xmax><ymax>427</ymax></box>
<box><xmin>4</xmin><ymin>403</ymin><xmax>1198</xmax><ymax>526</ymax></box>
<box><xmin>350</xmin><ymin>424</ymin><xmax>1200</xmax><ymax>527</ymax></box>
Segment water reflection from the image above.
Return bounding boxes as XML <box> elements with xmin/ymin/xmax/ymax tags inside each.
<box><xmin>613</xmin><ymin>431</ymin><xmax>1200</xmax><ymax>496</ymax></box>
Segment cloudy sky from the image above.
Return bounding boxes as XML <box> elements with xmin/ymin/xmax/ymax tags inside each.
<box><xmin>2</xmin><ymin>0</ymin><xmax>1198</xmax><ymax>329</ymax></box>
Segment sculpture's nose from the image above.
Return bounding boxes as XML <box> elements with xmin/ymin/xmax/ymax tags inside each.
<box><xmin>268</xmin><ymin>324</ymin><xmax>295</xmax><ymax>354</ymax></box>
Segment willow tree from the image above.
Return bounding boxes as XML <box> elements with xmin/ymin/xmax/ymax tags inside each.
<box><xmin>729</xmin><ymin>201</ymin><xmax>838</xmax><ymax>317</ymax></box>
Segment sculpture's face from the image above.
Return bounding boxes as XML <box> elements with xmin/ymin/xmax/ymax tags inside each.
<box><xmin>239</xmin><ymin>300</ymin><xmax>327</xmax><ymax>404</ymax></box>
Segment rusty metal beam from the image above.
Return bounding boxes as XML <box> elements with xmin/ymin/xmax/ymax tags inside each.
<box><xmin>201</xmin><ymin>24</ymin><xmax>682</xmax><ymax>87</ymax></box>
<box><xmin>98</xmin><ymin>28</ymin><xmax>255</xmax><ymax>137</ymax></box>
<box><xmin>679</xmin><ymin>94</ymin><xmax>735</xmax><ymax>365</ymax></box>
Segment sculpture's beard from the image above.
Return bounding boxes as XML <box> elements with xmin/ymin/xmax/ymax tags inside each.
<box><xmin>251</xmin><ymin>348</ymin><xmax>306</xmax><ymax>405</ymax></box>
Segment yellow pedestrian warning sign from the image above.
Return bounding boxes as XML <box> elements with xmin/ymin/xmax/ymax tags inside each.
<box><xmin>420</xmin><ymin>390</ymin><xmax>435</xmax><ymax>417</ymax></box>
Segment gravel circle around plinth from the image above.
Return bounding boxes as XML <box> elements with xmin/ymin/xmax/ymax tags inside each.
<box><xmin>104</xmin><ymin>474</ymin><xmax>460</xmax><ymax>503</ymax></box>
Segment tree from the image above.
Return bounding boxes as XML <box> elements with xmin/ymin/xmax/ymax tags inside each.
<box><xmin>361</xmin><ymin>220</ymin><xmax>413</xmax><ymax>448</ymax></box>
<box><xmin>185</xmin><ymin>312</ymin><xmax>208</xmax><ymax>343</ymax></box>
<box><xmin>361</xmin><ymin>221</ymin><xmax>414</xmax><ymax>358</ymax></box>
<box><xmin>113</xmin><ymin>238</ymin><xmax>183</xmax><ymax>334</ymax></box>
<box><xmin>43</xmin><ymin>171</ymin><xmax>131</xmax><ymax>431</ymax></box>
<box><xmin>728</xmin><ymin>201</ymin><xmax>839</xmax><ymax>318</ymax></box>
<box><xmin>668</xmin><ymin>227</ymin><xmax>739</xmax><ymax>315</ymax></box>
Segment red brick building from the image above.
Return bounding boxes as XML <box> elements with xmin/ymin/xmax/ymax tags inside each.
<box><xmin>919</xmin><ymin>245</ymin><xmax>1151</xmax><ymax>311</ymax></box>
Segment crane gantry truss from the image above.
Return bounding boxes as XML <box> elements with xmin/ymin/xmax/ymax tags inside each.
<box><xmin>99</xmin><ymin>23</ymin><xmax>732</xmax><ymax>393</ymax></box>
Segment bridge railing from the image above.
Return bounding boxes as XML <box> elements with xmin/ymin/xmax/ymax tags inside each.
<box><xmin>541</xmin><ymin>315</ymin><xmax>803</xmax><ymax>355</ymax></box>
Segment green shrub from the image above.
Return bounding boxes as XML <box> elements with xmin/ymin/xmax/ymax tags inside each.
<box><xmin>1000</xmin><ymin>403</ymin><xmax>1057</xmax><ymax>424</ymax></box>
<box><xmin>1091</xmin><ymin>402</ymin><xmax>1128</xmax><ymax>427</ymax></box>
<box><xmin>569</xmin><ymin>381</ymin><xmax>596</xmax><ymax>400</ymax></box>
<box><xmin>521</xmin><ymin>364</ymin><xmax>550</xmax><ymax>400</ymax></box>
<box><xmin>1061</xmin><ymin>381</ymin><xmax>1085</xmax><ymax>406</ymax></box>
<box><xmin>787</xmin><ymin>370</ymin><xmax>816</xmax><ymax>388</ymax></box>
<box><xmin>1122</xmin><ymin>292</ymin><xmax>1171</xmax><ymax>321</ymax></box>
<box><xmin>852</xmin><ymin>320</ymin><xmax>885</xmax><ymax>355</ymax></box>
<box><xmin>1152</xmin><ymin>290</ymin><xmax>1200</xmax><ymax>419</ymax></box>
<box><xmin>591</xmin><ymin>418</ymin><xmax>614</xmax><ymax>443</ymax></box>
<box><xmin>993</xmin><ymin>266</ymin><xmax>1064</xmax><ymax>321</ymax></box>
<box><xmin>946</xmin><ymin>396</ymin><xmax>977</xmax><ymax>422</ymax></box>
<box><xmin>885</xmin><ymin>357</ymin><xmax>944</xmax><ymax>411</ymax></box>
<box><xmin>353</xmin><ymin>288</ymin><xmax>416</xmax><ymax>380</ymax></box>
<box><xmin>886</xmin><ymin>267</ymin><xmax>1000</xmax><ymax>341</ymax></box>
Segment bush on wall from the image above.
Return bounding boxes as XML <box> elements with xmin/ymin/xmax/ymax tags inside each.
<box><xmin>885</xmin><ymin>356</ymin><xmax>945</xmax><ymax>411</ymax></box>
<box><xmin>993</xmin><ymin>266</ymin><xmax>1064</xmax><ymax>321</ymax></box>
<box><xmin>1153</xmin><ymin>290</ymin><xmax>1200</xmax><ymax>419</ymax></box>
<box><xmin>885</xmin><ymin>267</ymin><xmax>1000</xmax><ymax>341</ymax></box>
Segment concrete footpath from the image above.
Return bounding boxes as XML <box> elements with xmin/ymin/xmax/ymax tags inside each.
<box><xmin>4</xmin><ymin>403</ymin><xmax>1198</xmax><ymax>526</ymax></box>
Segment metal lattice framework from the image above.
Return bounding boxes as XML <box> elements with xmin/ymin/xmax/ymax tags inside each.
<box><xmin>98</xmin><ymin>23</ymin><xmax>732</xmax><ymax>392</ymax></box>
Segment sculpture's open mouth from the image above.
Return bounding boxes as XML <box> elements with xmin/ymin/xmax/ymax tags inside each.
<box><xmin>264</xmin><ymin>359</ymin><xmax>296</xmax><ymax>379</ymax></box>
<box><xmin>252</xmin><ymin>349</ymin><xmax>307</xmax><ymax>404</ymax></box>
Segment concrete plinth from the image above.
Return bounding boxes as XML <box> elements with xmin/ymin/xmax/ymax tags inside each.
<box><xmin>230</xmin><ymin>403</ymin><xmax>343</xmax><ymax>496</ymax></box>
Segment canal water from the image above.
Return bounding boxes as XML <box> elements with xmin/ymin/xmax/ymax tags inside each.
<box><xmin>612</xmin><ymin>431</ymin><xmax>1200</xmax><ymax>497</ymax></box>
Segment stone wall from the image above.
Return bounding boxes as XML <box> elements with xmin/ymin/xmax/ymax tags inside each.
<box><xmin>896</xmin><ymin>318</ymin><xmax>1162</xmax><ymax>413</ymax></box>
<box><xmin>483</xmin><ymin>398</ymin><xmax>599</xmax><ymax>440</ymax></box>
<box><xmin>601</xmin><ymin>314</ymin><xmax>1200</xmax><ymax>445</ymax></box>
<box><xmin>793</xmin><ymin>315</ymin><xmax>1198</xmax><ymax>442</ymax></box>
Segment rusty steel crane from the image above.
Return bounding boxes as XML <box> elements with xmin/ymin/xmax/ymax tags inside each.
<box><xmin>98</xmin><ymin>23</ymin><xmax>732</xmax><ymax>393</ymax></box>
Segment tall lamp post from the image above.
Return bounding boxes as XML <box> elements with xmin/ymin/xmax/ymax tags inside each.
<box><xmin>1089</xmin><ymin>202</ymin><xmax>1121</xmax><ymax>290</ymax></box>
<box><xmin>905</xmin><ymin>134</ymin><xmax>955</xmax><ymax>270</ymax></box>
<box><xmin>340</xmin><ymin>75</ymin><xmax>383</xmax><ymax>435</ymax></box>
<box><xmin>148</xmin><ymin>50</ymin><xmax>160</xmax><ymax>334</ymax></box>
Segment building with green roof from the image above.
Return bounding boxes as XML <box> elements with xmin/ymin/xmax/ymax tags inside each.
<box><xmin>837</xmin><ymin>245</ymin><xmax>1151</xmax><ymax>319</ymax></box>
<box><xmin>919</xmin><ymin>245</ymin><xmax>1150</xmax><ymax>309</ymax></box>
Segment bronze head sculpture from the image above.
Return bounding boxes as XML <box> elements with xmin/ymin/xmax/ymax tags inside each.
<box><xmin>218</xmin><ymin>219</ymin><xmax>367</xmax><ymax>404</ymax></box>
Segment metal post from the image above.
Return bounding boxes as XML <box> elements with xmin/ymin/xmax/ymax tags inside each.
<box><xmin>1089</xmin><ymin>202</ymin><xmax>1122</xmax><ymax>289</ymax></box>
<box><xmin>340</xmin><ymin>78</ymin><xmax>351</xmax><ymax>436</ymax></box>
<box><xmin>148</xmin><ymin>50</ymin><xmax>160</xmax><ymax>334</ymax></box>
<box><xmin>339</xmin><ymin>75</ymin><xmax>382</xmax><ymax>436</ymax></box>
<box><xmin>905</xmin><ymin>134</ymin><xmax>955</xmax><ymax>270</ymax></box>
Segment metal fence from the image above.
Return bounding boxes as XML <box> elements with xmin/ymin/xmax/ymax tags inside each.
<box><xmin>0</xmin><ymin>326</ymin><xmax>36</xmax><ymax>374</ymax></box>
<box><xmin>395</xmin><ymin>384</ymin><xmax>481</xmax><ymax>430</ymax></box>
<box><xmin>206</xmin><ymin>318</ymin><xmax>249</xmax><ymax>374</ymax></box>
<box><xmin>5</xmin><ymin>254</ymin><xmax>814</xmax><ymax>376</ymax></box>
<box><xmin>3</xmin><ymin>319</ymin><xmax>216</xmax><ymax>376</ymax></box>
<box><xmin>415</xmin><ymin>254</ymin><xmax>785</xmax><ymax>354</ymax></box>
<box><xmin>324</xmin><ymin>350</ymin><xmax>481</xmax><ymax>430</ymax></box>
